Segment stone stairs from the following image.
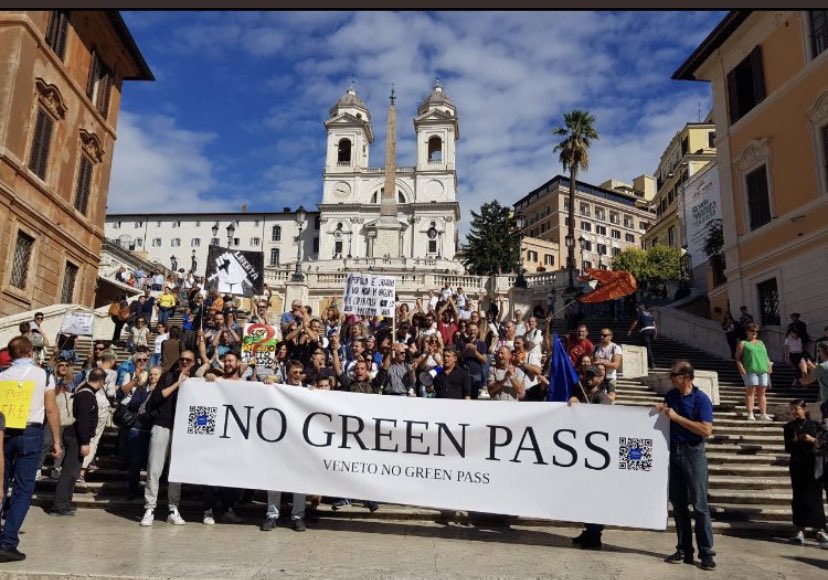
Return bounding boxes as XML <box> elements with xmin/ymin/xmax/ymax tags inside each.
<box><xmin>31</xmin><ymin>312</ymin><xmax>826</xmax><ymax>537</ymax></box>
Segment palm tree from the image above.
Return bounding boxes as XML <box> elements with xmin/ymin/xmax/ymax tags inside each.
<box><xmin>553</xmin><ymin>110</ymin><xmax>599</xmax><ymax>292</ymax></box>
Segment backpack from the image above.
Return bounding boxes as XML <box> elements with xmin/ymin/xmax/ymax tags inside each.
<box><xmin>30</xmin><ymin>331</ymin><xmax>45</xmax><ymax>349</ymax></box>
<box><xmin>115</xmin><ymin>359</ymin><xmax>135</xmax><ymax>388</ymax></box>
<box><xmin>56</xmin><ymin>388</ymin><xmax>75</xmax><ymax>427</ymax></box>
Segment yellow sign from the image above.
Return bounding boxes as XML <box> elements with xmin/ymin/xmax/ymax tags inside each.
<box><xmin>0</xmin><ymin>380</ymin><xmax>35</xmax><ymax>429</ymax></box>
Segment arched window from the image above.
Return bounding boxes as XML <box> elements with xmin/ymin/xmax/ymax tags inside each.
<box><xmin>371</xmin><ymin>188</ymin><xmax>406</xmax><ymax>204</ymax></box>
<box><xmin>428</xmin><ymin>136</ymin><xmax>442</xmax><ymax>162</ymax></box>
<box><xmin>271</xmin><ymin>225</ymin><xmax>281</xmax><ymax>242</ymax></box>
<box><xmin>337</xmin><ymin>138</ymin><xmax>352</xmax><ymax>163</ymax></box>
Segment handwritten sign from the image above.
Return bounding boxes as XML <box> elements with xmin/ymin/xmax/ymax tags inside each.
<box><xmin>0</xmin><ymin>380</ymin><xmax>35</xmax><ymax>429</ymax></box>
<box><xmin>342</xmin><ymin>273</ymin><xmax>396</xmax><ymax>318</ymax></box>
<box><xmin>60</xmin><ymin>311</ymin><xmax>95</xmax><ymax>336</ymax></box>
<box><xmin>241</xmin><ymin>323</ymin><xmax>278</xmax><ymax>367</ymax></box>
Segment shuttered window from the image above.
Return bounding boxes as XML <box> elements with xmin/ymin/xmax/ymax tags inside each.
<box><xmin>86</xmin><ymin>50</ymin><xmax>113</xmax><ymax>118</ymax></box>
<box><xmin>746</xmin><ymin>165</ymin><xmax>771</xmax><ymax>231</ymax></box>
<box><xmin>10</xmin><ymin>232</ymin><xmax>35</xmax><ymax>289</ymax></box>
<box><xmin>727</xmin><ymin>46</ymin><xmax>766</xmax><ymax>124</ymax></box>
<box><xmin>28</xmin><ymin>109</ymin><xmax>53</xmax><ymax>179</ymax></box>
<box><xmin>61</xmin><ymin>262</ymin><xmax>79</xmax><ymax>303</ymax></box>
<box><xmin>45</xmin><ymin>10</ymin><xmax>70</xmax><ymax>60</ymax></box>
<box><xmin>74</xmin><ymin>155</ymin><xmax>93</xmax><ymax>215</ymax></box>
<box><xmin>810</xmin><ymin>11</ymin><xmax>828</xmax><ymax>58</ymax></box>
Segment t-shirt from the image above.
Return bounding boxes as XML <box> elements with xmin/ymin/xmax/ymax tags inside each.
<box><xmin>784</xmin><ymin>335</ymin><xmax>803</xmax><ymax>354</ymax></box>
<box><xmin>567</xmin><ymin>337</ymin><xmax>595</xmax><ymax>365</ymax></box>
<box><xmin>158</xmin><ymin>294</ymin><xmax>176</xmax><ymax>308</ymax></box>
<box><xmin>593</xmin><ymin>342</ymin><xmax>623</xmax><ymax>380</ymax></box>
<box><xmin>487</xmin><ymin>366</ymin><xmax>526</xmax><ymax>401</ymax></box>
<box><xmin>664</xmin><ymin>386</ymin><xmax>713</xmax><ymax>445</ymax></box>
<box><xmin>741</xmin><ymin>340</ymin><xmax>770</xmax><ymax>374</ymax></box>
<box><xmin>637</xmin><ymin>310</ymin><xmax>656</xmax><ymax>330</ymax></box>
<box><xmin>438</xmin><ymin>321</ymin><xmax>459</xmax><ymax>347</ymax></box>
<box><xmin>154</xmin><ymin>332</ymin><xmax>169</xmax><ymax>355</ymax></box>
<box><xmin>0</xmin><ymin>358</ymin><xmax>55</xmax><ymax>424</ymax></box>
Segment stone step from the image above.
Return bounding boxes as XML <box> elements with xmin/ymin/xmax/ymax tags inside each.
<box><xmin>708</xmin><ymin>475</ymin><xmax>791</xmax><ymax>490</ymax></box>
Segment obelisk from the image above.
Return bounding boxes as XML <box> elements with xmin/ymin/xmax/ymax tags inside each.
<box><xmin>374</xmin><ymin>85</ymin><xmax>403</xmax><ymax>257</ymax></box>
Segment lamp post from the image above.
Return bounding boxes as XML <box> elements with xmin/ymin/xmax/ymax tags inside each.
<box><xmin>211</xmin><ymin>223</ymin><xmax>219</xmax><ymax>245</ymax></box>
<box><xmin>347</xmin><ymin>230</ymin><xmax>353</xmax><ymax>259</ymax></box>
<box><xmin>514</xmin><ymin>213</ymin><xmax>527</xmax><ymax>288</ymax></box>
<box><xmin>191</xmin><ymin>249</ymin><xmax>197</xmax><ymax>274</ymax></box>
<box><xmin>565</xmin><ymin>234</ymin><xmax>575</xmax><ymax>293</ymax></box>
<box><xmin>226</xmin><ymin>222</ymin><xmax>236</xmax><ymax>247</ymax></box>
<box><xmin>578</xmin><ymin>235</ymin><xmax>586</xmax><ymax>273</ymax></box>
<box><xmin>170</xmin><ymin>254</ymin><xmax>178</xmax><ymax>272</ymax></box>
<box><xmin>292</xmin><ymin>205</ymin><xmax>307</xmax><ymax>282</ymax></box>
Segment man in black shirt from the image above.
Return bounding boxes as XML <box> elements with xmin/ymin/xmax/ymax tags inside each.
<box><xmin>433</xmin><ymin>350</ymin><xmax>471</xmax><ymax>400</ymax></box>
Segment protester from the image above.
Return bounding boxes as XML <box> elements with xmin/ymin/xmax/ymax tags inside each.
<box><xmin>629</xmin><ymin>304</ymin><xmax>657</xmax><ymax>370</ymax></box>
<box><xmin>736</xmin><ymin>323</ymin><xmax>773</xmax><ymax>421</ymax></box>
<box><xmin>566</xmin><ymin>324</ymin><xmax>594</xmax><ymax>366</ymax></box>
<box><xmin>655</xmin><ymin>360</ymin><xmax>716</xmax><ymax>570</ymax></box>
<box><xmin>784</xmin><ymin>399</ymin><xmax>827</xmax><ymax>545</ymax></box>
<box><xmin>157</xmin><ymin>286</ymin><xmax>177</xmax><ymax>325</ymax></box>
<box><xmin>592</xmin><ymin>328</ymin><xmax>622</xmax><ymax>402</ymax></box>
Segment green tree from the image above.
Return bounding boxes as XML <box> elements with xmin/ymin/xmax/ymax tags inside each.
<box><xmin>553</xmin><ymin>109</ymin><xmax>599</xmax><ymax>291</ymax></box>
<box><xmin>612</xmin><ymin>245</ymin><xmax>683</xmax><ymax>288</ymax></box>
<box><xmin>461</xmin><ymin>201</ymin><xmax>520</xmax><ymax>276</ymax></box>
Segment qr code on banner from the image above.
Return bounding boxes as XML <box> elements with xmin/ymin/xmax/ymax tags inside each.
<box><xmin>618</xmin><ymin>437</ymin><xmax>653</xmax><ymax>471</ymax></box>
<box><xmin>188</xmin><ymin>406</ymin><xmax>217</xmax><ymax>435</ymax></box>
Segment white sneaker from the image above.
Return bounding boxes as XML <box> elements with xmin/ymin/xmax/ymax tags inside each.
<box><xmin>202</xmin><ymin>509</ymin><xmax>215</xmax><ymax>525</ymax></box>
<box><xmin>760</xmin><ymin>414</ymin><xmax>773</xmax><ymax>421</ymax></box>
<box><xmin>791</xmin><ymin>530</ymin><xmax>805</xmax><ymax>545</ymax></box>
<box><xmin>167</xmin><ymin>508</ymin><xmax>186</xmax><ymax>525</ymax></box>
<box><xmin>746</xmin><ymin>414</ymin><xmax>756</xmax><ymax>421</ymax></box>
<box><xmin>139</xmin><ymin>509</ymin><xmax>154</xmax><ymax>527</ymax></box>
<box><xmin>816</xmin><ymin>530</ymin><xmax>828</xmax><ymax>544</ymax></box>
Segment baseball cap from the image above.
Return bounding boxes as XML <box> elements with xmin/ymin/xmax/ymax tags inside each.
<box><xmin>584</xmin><ymin>365</ymin><xmax>601</xmax><ymax>377</ymax></box>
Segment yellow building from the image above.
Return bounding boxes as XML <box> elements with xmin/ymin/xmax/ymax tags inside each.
<box><xmin>642</xmin><ymin>122</ymin><xmax>717</xmax><ymax>251</ymax></box>
<box><xmin>674</xmin><ymin>10</ymin><xmax>828</xmax><ymax>335</ymax></box>
<box><xmin>0</xmin><ymin>11</ymin><xmax>152</xmax><ymax>315</ymax></box>
<box><xmin>520</xmin><ymin>236</ymin><xmax>560</xmax><ymax>273</ymax></box>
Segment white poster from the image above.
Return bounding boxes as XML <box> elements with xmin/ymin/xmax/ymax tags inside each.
<box><xmin>683</xmin><ymin>163</ymin><xmax>721</xmax><ymax>269</ymax></box>
<box><xmin>60</xmin><ymin>310</ymin><xmax>95</xmax><ymax>336</ymax></box>
<box><xmin>170</xmin><ymin>380</ymin><xmax>670</xmax><ymax>530</ymax></box>
<box><xmin>341</xmin><ymin>273</ymin><xmax>396</xmax><ymax>318</ymax></box>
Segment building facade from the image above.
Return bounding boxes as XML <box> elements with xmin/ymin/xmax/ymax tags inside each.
<box><xmin>0</xmin><ymin>10</ymin><xmax>152</xmax><ymax>316</ymax></box>
<box><xmin>520</xmin><ymin>236</ymin><xmax>561</xmax><ymax>273</ymax></box>
<box><xmin>513</xmin><ymin>175</ymin><xmax>656</xmax><ymax>272</ymax></box>
<box><xmin>675</xmin><ymin>10</ymin><xmax>828</xmax><ymax>339</ymax></box>
<box><xmin>642</xmin><ymin>122</ymin><xmax>717</xmax><ymax>251</ymax></box>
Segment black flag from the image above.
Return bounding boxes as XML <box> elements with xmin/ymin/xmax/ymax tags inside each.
<box><xmin>204</xmin><ymin>244</ymin><xmax>264</xmax><ymax>297</ymax></box>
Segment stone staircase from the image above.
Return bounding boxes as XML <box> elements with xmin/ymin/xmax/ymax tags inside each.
<box><xmin>31</xmin><ymin>311</ymin><xmax>826</xmax><ymax>537</ymax></box>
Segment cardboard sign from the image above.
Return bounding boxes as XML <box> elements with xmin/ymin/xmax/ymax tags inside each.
<box><xmin>0</xmin><ymin>380</ymin><xmax>35</xmax><ymax>429</ymax></box>
<box><xmin>241</xmin><ymin>323</ymin><xmax>278</xmax><ymax>367</ymax></box>
<box><xmin>342</xmin><ymin>273</ymin><xmax>396</xmax><ymax>318</ymax></box>
<box><xmin>60</xmin><ymin>311</ymin><xmax>95</xmax><ymax>336</ymax></box>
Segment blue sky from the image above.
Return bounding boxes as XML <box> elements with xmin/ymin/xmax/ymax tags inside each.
<box><xmin>110</xmin><ymin>11</ymin><xmax>724</xmax><ymax>236</ymax></box>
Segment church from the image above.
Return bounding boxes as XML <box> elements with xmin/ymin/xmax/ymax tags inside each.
<box><xmin>316</xmin><ymin>82</ymin><xmax>463</xmax><ymax>271</ymax></box>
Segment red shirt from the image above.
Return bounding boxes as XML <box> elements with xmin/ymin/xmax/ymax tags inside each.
<box><xmin>438</xmin><ymin>321</ymin><xmax>459</xmax><ymax>346</ymax></box>
<box><xmin>567</xmin><ymin>337</ymin><xmax>594</xmax><ymax>365</ymax></box>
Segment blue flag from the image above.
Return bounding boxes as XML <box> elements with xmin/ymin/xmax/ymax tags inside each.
<box><xmin>546</xmin><ymin>332</ymin><xmax>580</xmax><ymax>402</ymax></box>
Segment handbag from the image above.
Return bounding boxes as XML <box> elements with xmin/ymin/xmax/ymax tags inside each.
<box><xmin>112</xmin><ymin>402</ymin><xmax>138</xmax><ymax>429</ymax></box>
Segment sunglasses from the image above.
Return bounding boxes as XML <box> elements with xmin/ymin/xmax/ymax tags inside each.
<box><xmin>179</xmin><ymin>357</ymin><xmax>195</xmax><ymax>363</ymax></box>
<box><xmin>135</xmin><ymin>358</ymin><xmax>148</xmax><ymax>363</ymax></box>
<box><xmin>669</xmin><ymin>372</ymin><xmax>687</xmax><ymax>378</ymax></box>
<box><xmin>600</xmin><ymin>334</ymin><xmax>611</xmax><ymax>337</ymax></box>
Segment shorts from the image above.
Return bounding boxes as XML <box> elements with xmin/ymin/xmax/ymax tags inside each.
<box><xmin>743</xmin><ymin>372</ymin><xmax>769</xmax><ymax>387</ymax></box>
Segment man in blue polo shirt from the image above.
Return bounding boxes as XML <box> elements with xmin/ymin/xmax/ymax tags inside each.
<box><xmin>655</xmin><ymin>360</ymin><xmax>716</xmax><ymax>571</ymax></box>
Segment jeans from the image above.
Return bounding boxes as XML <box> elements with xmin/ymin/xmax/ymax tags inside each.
<box><xmin>640</xmin><ymin>329</ymin><xmax>656</xmax><ymax>369</ymax></box>
<box><xmin>150</xmin><ymin>353</ymin><xmax>162</xmax><ymax>368</ymax></box>
<box><xmin>158</xmin><ymin>307</ymin><xmax>173</xmax><ymax>325</ymax></box>
<box><xmin>52</xmin><ymin>429</ymin><xmax>82</xmax><ymax>510</ymax></box>
<box><xmin>1</xmin><ymin>424</ymin><xmax>44</xmax><ymax>549</ymax></box>
<box><xmin>144</xmin><ymin>425</ymin><xmax>181</xmax><ymax>511</ymax></box>
<box><xmin>266</xmin><ymin>490</ymin><xmax>306</xmax><ymax>521</ymax></box>
<box><xmin>127</xmin><ymin>428</ymin><xmax>151</xmax><ymax>497</ymax></box>
<box><xmin>468</xmin><ymin>371</ymin><xmax>484</xmax><ymax>400</ymax></box>
<box><xmin>669</xmin><ymin>442</ymin><xmax>715</xmax><ymax>558</ymax></box>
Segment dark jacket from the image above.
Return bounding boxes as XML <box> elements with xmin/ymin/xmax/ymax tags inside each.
<box><xmin>72</xmin><ymin>386</ymin><xmax>99</xmax><ymax>445</ymax></box>
<box><xmin>433</xmin><ymin>366</ymin><xmax>471</xmax><ymax>399</ymax></box>
<box><xmin>146</xmin><ymin>370</ymin><xmax>181</xmax><ymax>429</ymax></box>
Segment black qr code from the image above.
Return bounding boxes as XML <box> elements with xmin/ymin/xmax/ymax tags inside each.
<box><xmin>618</xmin><ymin>437</ymin><xmax>653</xmax><ymax>471</ymax></box>
<box><xmin>188</xmin><ymin>406</ymin><xmax>217</xmax><ymax>435</ymax></box>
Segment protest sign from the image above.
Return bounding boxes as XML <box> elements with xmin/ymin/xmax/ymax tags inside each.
<box><xmin>342</xmin><ymin>273</ymin><xmax>396</xmax><ymax>318</ymax></box>
<box><xmin>205</xmin><ymin>245</ymin><xmax>265</xmax><ymax>297</ymax></box>
<box><xmin>60</xmin><ymin>310</ymin><xmax>95</xmax><ymax>336</ymax></box>
<box><xmin>0</xmin><ymin>380</ymin><xmax>35</xmax><ymax>429</ymax></box>
<box><xmin>241</xmin><ymin>323</ymin><xmax>278</xmax><ymax>367</ymax></box>
<box><xmin>170</xmin><ymin>379</ymin><xmax>670</xmax><ymax>529</ymax></box>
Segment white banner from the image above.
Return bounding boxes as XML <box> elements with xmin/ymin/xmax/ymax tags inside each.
<box><xmin>170</xmin><ymin>380</ymin><xmax>670</xmax><ymax>529</ymax></box>
<box><xmin>342</xmin><ymin>273</ymin><xmax>395</xmax><ymax>318</ymax></box>
<box><xmin>60</xmin><ymin>310</ymin><xmax>95</xmax><ymax>336</ymax></box>
<box><xmin>683</xmin><ymin>163</ymin><xmax>721</xmax><ymax>269</ymax></box>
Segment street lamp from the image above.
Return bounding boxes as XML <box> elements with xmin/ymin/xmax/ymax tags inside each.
<box><xmin>191</xmin><ymin>249</ymin><xmax>198</xmax><ymax>274</ymax></box>
<box><xmin>211</xmin><ymin>223</ymin><xmax>219</xmax><ymax>245</ymax></box>
<box><xmin>226</xmin><ymin>222</ymin><xmax>236</xmax><ymax>247</ymax></box>
<box><xmin>514</xmin><ymin>213</ymin><xmax>527</xmax><ymax>288</ymax></box>
<box><xmin>564</xmin><ymin>234</ymin><xmax>575</xmax><ymax>292</ymax></box>
<box><xmin>578</xmin><ymin>235</ymin><xmax>587</xmax><ymax>273</ymax></box>
<box><xmin>292</xmin><ymin>205</ymin><xmax>307</xmax><ymax>282</ymax></box>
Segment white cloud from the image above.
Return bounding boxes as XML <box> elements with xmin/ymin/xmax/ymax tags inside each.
<box><xmin>108</xmin><ymin>111</ymin><xmax>228</xmax><ymax>213</ymax></box>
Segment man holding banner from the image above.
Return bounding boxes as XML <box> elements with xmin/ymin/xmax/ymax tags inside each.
<box><xmin>0</xmin><ymin>337</ymin><xmax>62</xmax><ymax>562</ymax></box>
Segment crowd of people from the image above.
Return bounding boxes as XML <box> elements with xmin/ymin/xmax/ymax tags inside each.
<box><xmin>0</xmin><ymin>282</ymin><xmax>826</xmax><ymax>569</ymax></box>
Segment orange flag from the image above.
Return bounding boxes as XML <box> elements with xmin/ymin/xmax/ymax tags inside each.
<box><xmin>576</xmin><ymin>269</ymin><xmax>637</xmax><ymax>304</ymax></box>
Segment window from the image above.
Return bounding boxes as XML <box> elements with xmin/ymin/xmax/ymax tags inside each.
<box><xmin>596</xmin><ymin>225</ymin><xmax>607</xmax><ymax>235</ymax></box>
<box><xmin>527</xmin><ymin>250</ymin><xmax>538</xmax><ymax>262</ymax></box>
<box><xmin>597</xmin><ymin>244</ymin><xmax>607</xmax><ymax>256</ymax></box>
<box><xmin>428</xmin><ymin>136</ymin><xmax>443</xmax><ymax>162</ymax></box>
<box><xmin>10</xmin><ymin>232</ymin><xmax>35</xmax><ymax>289</ymax></box>
<box><xmin>334</xmin><ymin>240</ymin><xmax>343</xmax><ymax>256</ymax></box>
<box><xmin>583</xmin><ymin>260</ymin><xmax>592</xmax><ymax>270</ymax></box>
<box><xmin>112</xmin><ymin>221</ymin><xmax>121</xmax><ymax>229</ymax></box>
<box><xmin>564</xmin><ymin>217</ymin><xmax>571</xmax><ymax>227</ymax></box>
<box><xmin>250</xmin><ymin>237</ymin><xmax>260</xmax><ymax>246</ymax></box>
<box><xmin>61</xmin><ymin>261</ymin><xmax>78</xmax><ymax>303</ymax></box>
<box><xmin>269</xmin><ymin>248</ymin><xmax>280</xmax><ymax>266</ymax></box>
<box><xmin>271</xmin><ymin>225</ymin><xmax>281</xmax><ymax>242</ymax></box>
<box><xmin>746</xmin><ymin>165</ymin><xmax>772</xmax><ymax>230</ymax></box>
<box><xmin>625</xmin><ymin>233</ymin><xmax>635</xmax><ymax>243</ymax></box>
<box><xmin>580</xmin><ymin>203</ymin><xmax>590</xmax><ymax>216</ymax></box>
<box><xmin>28</xmin><ymin>108</ymin><xmax>54</xmax><ymax>179</ymax></box>
<box><xmin>171</xmin><ymin>238</ymin><xmax>181</xmax><ymax>247</ymax></box>
<box><xmin>171</xmin><ymin>221</ymin><xmax>180</xmax><ymax>228</ymax></box>
<box><xmin>313</xmin><ymin>237</ymin><xmax>319</xmax><ymax>253</ymax></box>
<box><xmin>428</xmin><ymin>240</ymin><xmax>437</xmax><ymax>254</ymax></box>
<box><xmin>612</xmin><ymin>247</ymin><xmax>621</xmax><ymax>257</ymax></box>
<box><xmin>611</xmin><ymin>229</ymin><xmax>621</xmax><ymax>239</ymax></box>
<box><xmin>757</xmin><ymin>278</ymin><xmax>780</xmax><ymax>326</ymax></box>
<box><xmin>314</xmin><ymin>216</ymin><xmax>320</xmax><ymax>229</ymax></box>
<box><xmin>581</xmin><ymin>221</ymin><xmax>592</xmax><ymax>232</ymax></box>
<box><xmin>609</xmin><ymin>212</ymin><xmax>619</xmax><ymax>225</ymax></box>
<box><xmin>195</xmin><ymin>221</ymin><xmax>201</xmax><ymax>227</ymax></box>
<box><xmin>73</xmin><ymin>155</ymin><xmax>93</xmax><ymax>215</ymax></box>
<box><xmin>595</xmin><ymin>209</ymin><xmax>605</xmax><ymax>221</ymax></box>
<box><xmin>727</xmin><ymin>46</ymin><xmax>765</xmax><ymax>124</ymax></box>
<box><xmin>337</xmin><ymin>138</ymin><xmax>352</xmax><ymax>163</ymax></box>
<box><xmin>210</xmin><ymin>238</ymin><xmax>220</xmax><ymax>246</ymax></box>
<box><xmin>810</xmin><ymin>11</ymin><xmax>828</xmax><ymax>59</ymax></box>
<box><xmin>582</xmin><ymin>240</ymin><xmax>592</xmax><ymax>252</ymax></box>
<box><xmin>544</xmin><ymin>254</ymin><xmax>554</xmax><ymax>266</ymax></box>
<box><xmin>152</xmin><ymin>238</ymin><xmax>161</xmax><ymax>247</ymax></box>
<box><xmin>668</xmin><ymin>226</ymin><xmax>676</xmax><ymax>246</ymax></box>
<box><xmin>134</xmin><ymin>221</ymin><xmax>142</xmax><ymax>228</ymax></box>
<box><xmin>708</xmin><ymin>132</ymin><xmax>716</xmax><ymax>149</ymax></box>
<box><xmin>681</xmin><ymin>136</ymin><xmax>689</xmax><ymax>156</ymax></box>
<box><xmin>667</xmin><ymin>189</ymin><xmax>675</xmax><ymax>204</ymax></box>
<box><xmin>45</xmin><ymin>11</ymin><xmax>70</xmax><ymax>60</ymax></box>
<box><xmin>640</xmin><ymin>221</ymin><xmax>649</xmax><ymax>231</ymax></box>
<box><xmin>623</xmin><ymin>215</ymin><xmax>633</xmax><ymax>228</ymax></box>
<box><xmin>86</xmin><ymin>50</ymin><xmax>112</xmax><ymax>117</ymax></box>
<box><xmin>135</xmin><ymin>239</ymin><xmax>142</xmax><ymax>247</ymax></box>
<box><xmin>156</xmin><ymin>221</ymin><xmax>161</xmax><ymax>227</ymax></box>
<box><xmin>191</xmin><ymin>238</ymin><xmax>200</xmax><ymax>247</ymax></box>
<box><xmin>232</xmin><ymin>238</ymin><xmax>239</xmax><ymax>247</ymax></box>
